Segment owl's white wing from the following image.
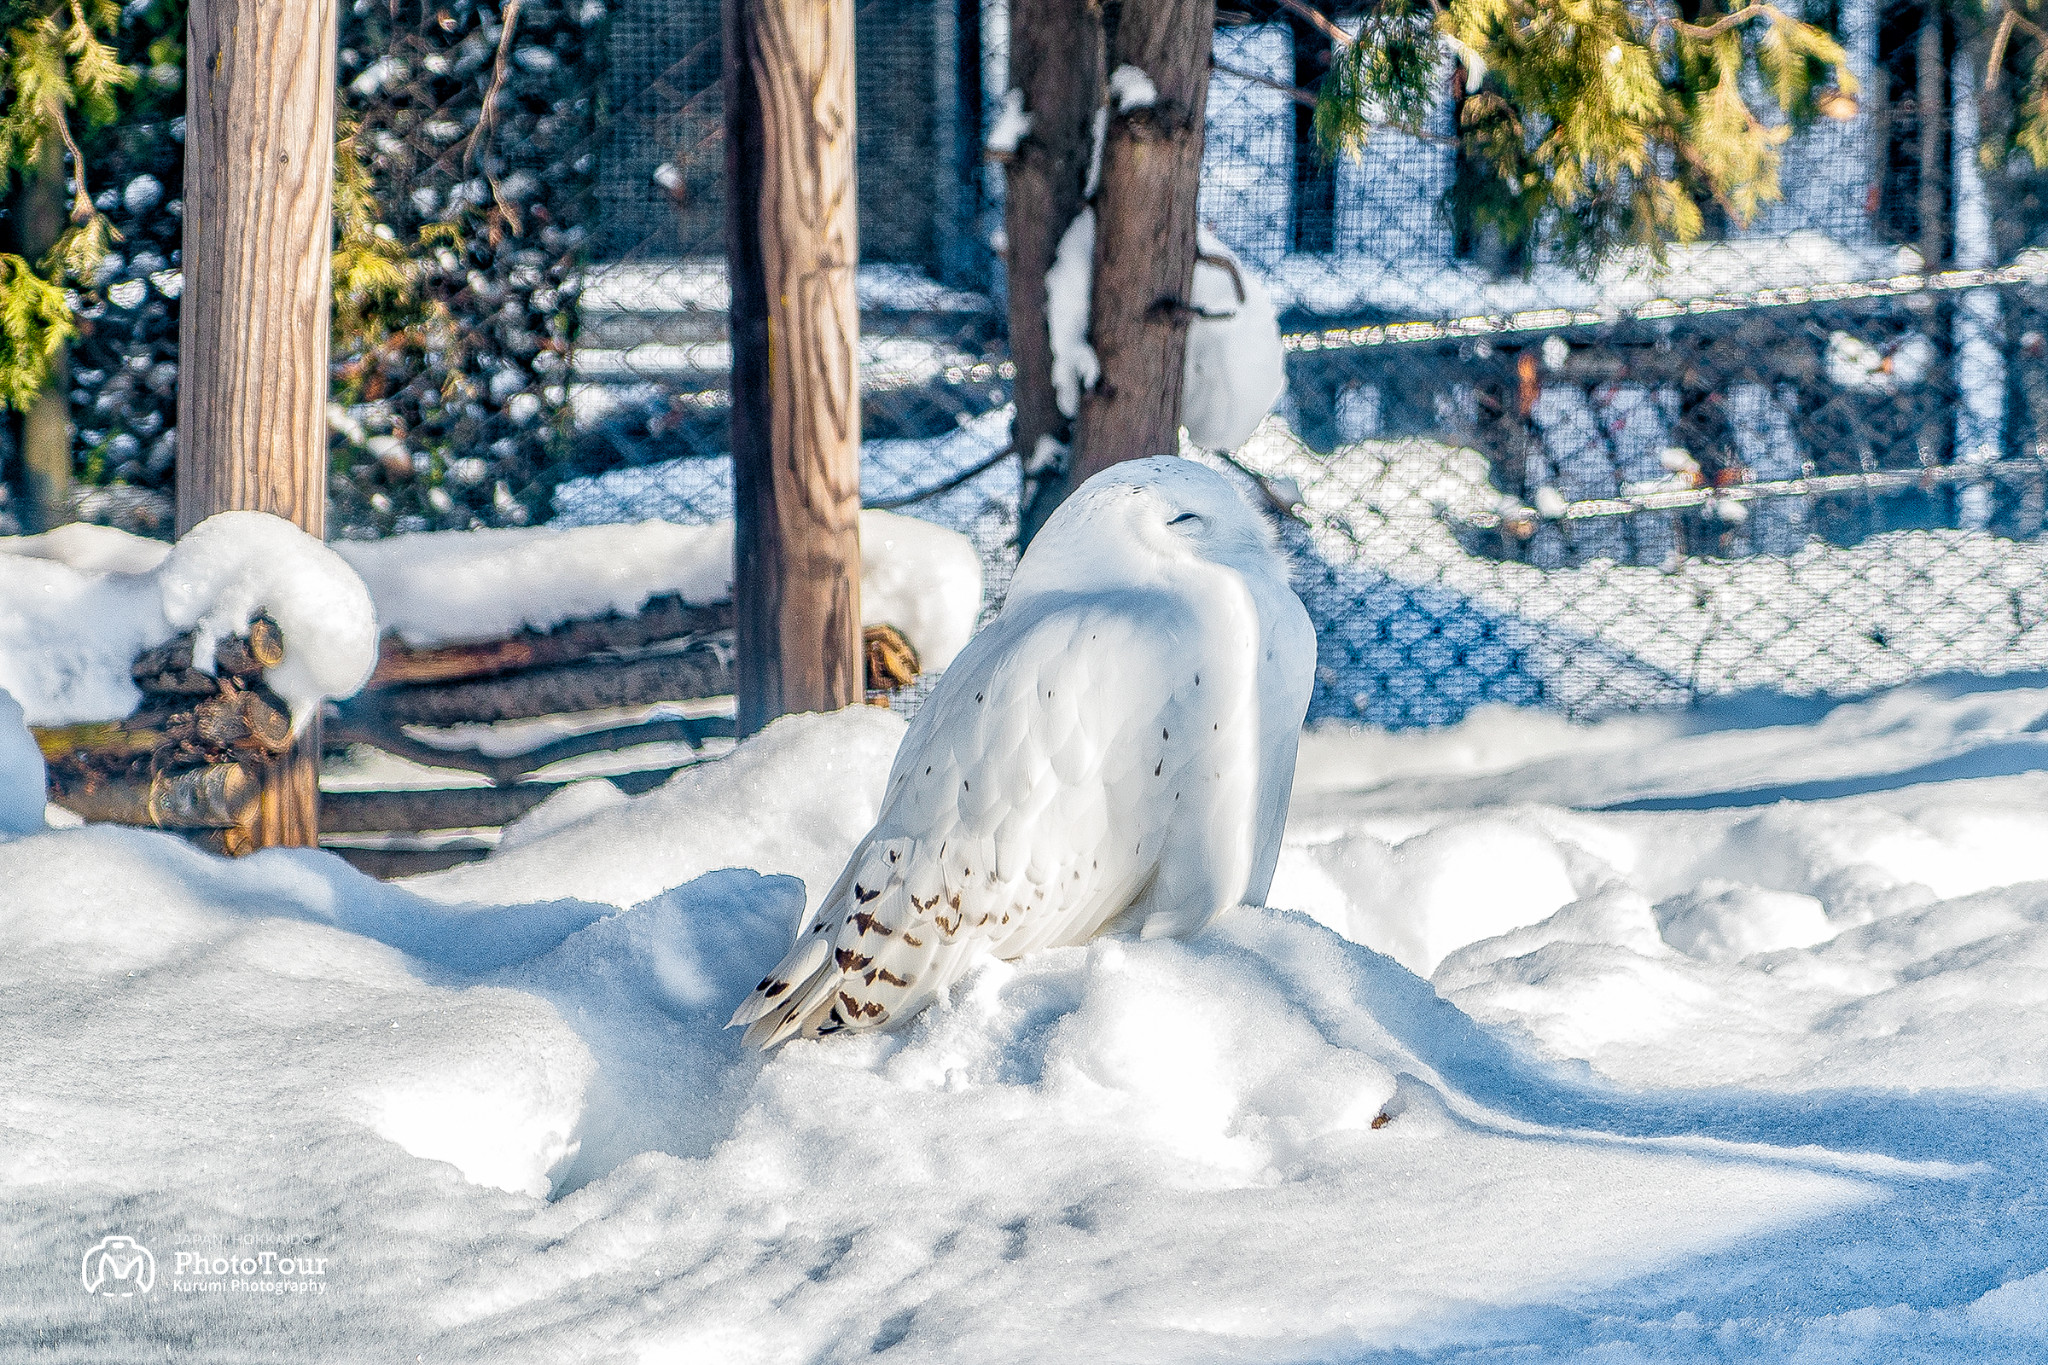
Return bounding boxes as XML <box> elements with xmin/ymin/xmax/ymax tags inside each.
<box><xmin>1243</xmin><ymin>569</ymin><xmax>1318</xmax><ymax>907</ymax></box>
<box><xmin>731</xmin><ymin>584</ymin><xmax>1263</xmax><ymax>1047</ymax></box>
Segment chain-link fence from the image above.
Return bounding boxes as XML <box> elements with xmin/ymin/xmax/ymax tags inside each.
<box><xmin>10</xmin><ymin>0</ymin><xmax>2048</xmax><ymax>731</ymax></box>
<box><xmin>1200</xmin><ymin>0</ymin><xmax>2048</xmax><ymax>725</ymax></box>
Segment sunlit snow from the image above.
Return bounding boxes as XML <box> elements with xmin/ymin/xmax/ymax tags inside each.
<box><xmin>9</xmin><ymin>679</ymin><xmax>2048</xmax><ymax>1357</ymax></box>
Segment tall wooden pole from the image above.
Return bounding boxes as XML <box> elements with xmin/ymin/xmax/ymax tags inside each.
<box><xmin>724</xmin><ymin>0</ymin><xmax>864</xmax><ymax>735</ymax></box>
<box><xmin>1007</xmin><ymin>0</ymin><xmax>1102</xmax><ymax>546</ymax></box>
<box><xmin>14</xmin><ymin>131</ymin><xmax>72</xmax><ymax>534</ymax></box>
<box><xmin>179</xmin><ymin>0</ymin><xmax>338</xmax><ymax>847</ymax></box>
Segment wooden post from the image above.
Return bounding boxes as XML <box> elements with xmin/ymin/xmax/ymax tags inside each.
<box><xmin>724</xmin><ymin>0</ymin><xmax>864</xmax><ymax>735</ymax></box>
<box><xmin>1007</xmin><ymin>0</ymin><xmax>1104</xmax><ymax>546</ymax></box>
<box><xmin>178</xmin><ymin>0</ymin><xmax>339</xmax><ymax>847</ymax></box>
<box><xmin>1070</xmin><ymin>0</ymin><xmax>1214</xmax><ymax>482</ymax></box>
<box><xmin>14</xmin><ymin>130</ymin><xmax>72</xmax><ymax>533</ymax></box>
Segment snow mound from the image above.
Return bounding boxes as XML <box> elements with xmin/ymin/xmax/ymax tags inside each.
<box><xmin>1283</xmin><ymin>812</ymin><xmax>1583</xmax><ymax>975</ymax></box>
<box><xmin>0</xmin><ymin>827</ymin><xmax>594</xmax><ymax>1201</ymax></box>
<box><xmin>0</xmin><ymin>511</ymin><xmax>376</xmax><ymax>727</ymax></box>
<box><xmin>14</xmin><ymin>682</ymin><xmax>2048</xmax><ymax>1356</ymax></box>
<box><xmin>409</xmin><ymin>707</ymin><xmax>908</xmax><ymax>910</ymax></box>
<box><xmin>0</xmin><ymin>818</ymin><xmax>1876</xmax><ymax>1356</ymax></box>
<box><xmin>857</xmin><ymin>509</ymin><xmax>983</xmax><ymax>669</ymax></box>
<box><xmin>0</xmin><ymin>521</ymin><xmax>170</xmax><ymax>575</ymax></box>
<box><xmin>496</xmin><ymin>777</ymin><xmax>632</xmax><ymax>851</ymax></box>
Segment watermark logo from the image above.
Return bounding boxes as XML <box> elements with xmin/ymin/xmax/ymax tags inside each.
<box><xmin>82</xmin><ymin>1235</ymin><xmax>155</xmax><ymax>1297</ymax></box>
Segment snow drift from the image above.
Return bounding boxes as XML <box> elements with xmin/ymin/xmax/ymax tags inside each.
<box><xmin>10</xmin><ymin>687</ymin><xmax>2048</xmax><ymax>1357</ymax></box>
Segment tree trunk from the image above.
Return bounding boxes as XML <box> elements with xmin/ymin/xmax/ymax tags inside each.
<box><xmin>179</xmin><ymin>0</ymin><xmax>339</xmax><ymax>848</ymax></box>
<box><xmin>1071</xmin><ymin>0</ymin><xmax>1214</xmax><ymax>480</ymax></box>
<box><xmin>1916</xmin><ymin>9</ymin><xmax>1944</xmax><ymax>271</ymax></box>
<box><xmin>1006</xmin><ymin>0</ymin><xmax>1103</xmax><ymax>545</ymax></box>
<box><xmin>368</xmin><ymin>597</ymin><xmax>732</xmax><ymax>686</ymax></box>
<box><xmin>14</xmin><ymin>129</ymin><xmax>71</xmax><ymax>533</ymax></box>
<box><xmin>373</xmin><ymin>644</ymin><xmax>735</xmax><ymax>726</ymax></box>
<box><xmin>1012</xmin><ymin>0</ymin><xmax>1217</xmax><ymax>543</ymax></box>
<box><xmin>725</xmin><ymin>0</ymin><xmax>864</xmax><ymax>736</ymax></box>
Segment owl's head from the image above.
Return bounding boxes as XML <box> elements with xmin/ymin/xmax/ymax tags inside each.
<box><xmin>1013</xmin><ymin>456</ymin><xmax>1285</xmax><ymax>598</ymax></box>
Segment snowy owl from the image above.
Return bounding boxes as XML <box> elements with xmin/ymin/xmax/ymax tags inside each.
<box><xmin>731</xmin><ymin>457</ymin><xmax>1315</xmax><ymax>1048</ymax></box>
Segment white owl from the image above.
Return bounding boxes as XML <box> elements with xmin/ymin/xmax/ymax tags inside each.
<box><xmin>731</xmin><ymin>457</ymin><xmax>1316</xmax><ymax>1048</ymax></box>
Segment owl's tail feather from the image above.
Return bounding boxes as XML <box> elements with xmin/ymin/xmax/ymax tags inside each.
<box><xmin>729</xmin><ymin>871</ymin><xmax>955</xmax><ymax>1050</ymax></box>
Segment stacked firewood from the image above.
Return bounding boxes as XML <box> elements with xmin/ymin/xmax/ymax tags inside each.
<box><xmin>327</xmin><ymin>595</ymin><xmax>743</xmax><ymax>791</ymax></box>
<box><xmin>319</xmin><ymin>598</ymin><xmax>922</xmax><ymax>877</ymax></box>
<box><xmin>37</xmin><ymin>618</ymin><xmax>296</xmax><ymax>856</ymax></box>
<box><xmin>29</xmin><ymin>599</ymin><xmax>928</xmax><ymax>876</ymax></box>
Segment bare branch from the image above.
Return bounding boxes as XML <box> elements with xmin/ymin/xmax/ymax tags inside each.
<box><xmin>863</xmin><ymin>444</ymin><xmax>1016</xmax><ymax>510</ymax></box>
<box><xmin>1988</xmin><ymin>8</ymin><xmax>2019</xmax><ymax>90</ymax></box>
<box><xmin>1664</xmin><ymin>3</ymin><xmax>1773</xmax><ymax>42</ymax></box>
<box><xmin>1271</xmin><ymin>0</ymin><xmax>1354</xmax><ymax>50</ymax></box>
<box><xmin>1211</xmin><ymin>56</ymin><xmax>1317</xmax><ymax>108</ymax></box>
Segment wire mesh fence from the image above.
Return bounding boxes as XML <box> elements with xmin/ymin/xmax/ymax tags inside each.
<box><xmin>9</xmin><ymin>0</ymin><xmax>2048</xmax><ymax>731</ymax></box>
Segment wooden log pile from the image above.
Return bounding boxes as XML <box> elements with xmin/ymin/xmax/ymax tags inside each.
<box><xmin>27</xmin><ymin>592</ymin><xmax>928</xmax><ymax>875</ymax></box>
<box><xmin>318</xmin><ymin>596</ymin><xmax>925</xmax><ymax>877</ymax></box>
<box><xmin>37</xmin><ymin>617</ymin><xmax>297</xmax><ymax>856</ymax></box>
<box><xmin>327</xmin><ymin>595</ymin><xmax>744</xmax><ymax>789</ymax></box>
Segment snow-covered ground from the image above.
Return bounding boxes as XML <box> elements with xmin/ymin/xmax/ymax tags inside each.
<box><xmin>9</xmin><ymin>674</ymin><xmax>2048</xmax><ymax>1359</ymax></box>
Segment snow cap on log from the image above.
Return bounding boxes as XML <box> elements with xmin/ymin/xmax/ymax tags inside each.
<box><xmin>158</xmin><ymin>512</ymin><xmax>380</xmax><ymax>730</ymax></box>
<box><xmin>337</xmin><ymin>512</ymin><xmax>982</xmax><ymax>673</ymax></box>
<box><xmin>0</xmin><ymin>516</ymin><xmax>377</xmax><ymax>729</ymax></box>
<box><xmin>336</xmin><ymin>520</ymin><xmax>737</xmax><ymax>648</ymax></box>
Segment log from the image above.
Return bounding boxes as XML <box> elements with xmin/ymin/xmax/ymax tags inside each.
<box><xmin>326</xmin><ymin>707</ymin><xmax>731</xmax><ymax>787</ymax></box>
<box><xmin>373</xmin><ymin>644</ymin><xmax>736</xmax><ymax>727</ymax></box>
<box><xmin>132</xmin><ymin>664</ymin><xmax>222</xmax><ymax>698</ymax></box>
<box><xmin>320</xmin><ymin>769</ymin><xmax>685</xmax><ymax>833</ymax></box>
<box><xmin>191</xmin><ymin>825</ymin><xmax>257</xmax><ymax>858</ymax></box>
<box><xmin>133</xmin><ymin>616</ymin><xmax>285</xmax><ymax>691</ymax></box>
<box><xmin>218</xmin><ymin>618</ymin><xmax>287</xmax><ymax>675</ymax></box>
<box><xmin>324</xmin><ymin>845</ymin><xmax>491</xmax><ymax>879</ymax></box>
<box><xmin>368</xmin><ymin>597</ymin><xmax>734</xmax><ymax>687</ymax></box>
<box><xmin>863</xmin><ymin>623</ymin><xmax>920</xmax><ymax>691</ymax></box>
<box><xmin>1005</xmin><ymin>0</ymin><xmax>1104</xmax><ymax>545</ymax></box>
<box><xmin>36</xmin><ymin>688</ymin><xmax>293</xmax><ymax>770</ymax></box>
<box><xmin>33</xmin><ymin>723</ymin><xmax>164</xmax><ymax>764</ymax></box>
<box><xmin>192</xmin><ymin>689</ymin><xmax>295</xmax><ymax>757</ymax></box>
<box><xmin>50</xmin><ymin>764</ymin><xmax>258</xmax><ymax>829</ymax></box>
<box><xmin>1071</xmin><ymin>0</ymin><xmax>1216</xmax><ymax>481</ymax></box>
<box><xmin>320</xmin><ymin>781</ymin><xmax>583</xmax><ymax>834</ymax></box>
